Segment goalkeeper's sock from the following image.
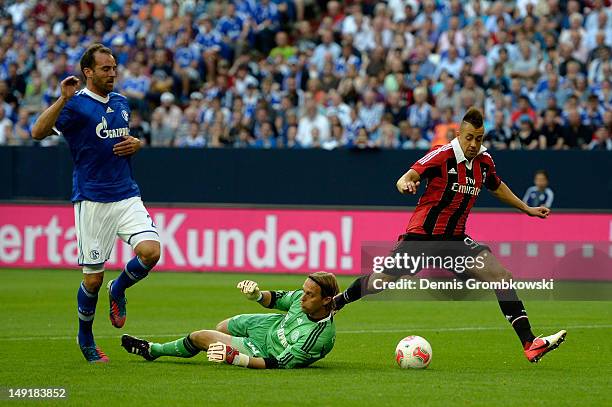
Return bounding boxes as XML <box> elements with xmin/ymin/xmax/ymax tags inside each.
<box><xmin>495</xmin><ymin>289</ymin><xmax>536</xmax><ymax>347</ymax></box>
<box><xmin>150</xmin><ymin>335</ymin><xmax>200</xmax><ymax>358</ymax></box>
<box><xmin>77</xmin><ymin>282</ymin><xmax>98</xmax><ymax>347</ymax></box>
<box><xmin>111</xmin><ymin>256</ymin><xmax>151</xmax><ymax>298</ymax></box>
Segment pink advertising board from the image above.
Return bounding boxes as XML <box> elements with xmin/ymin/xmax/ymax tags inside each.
<box><xmin>0</xmin><ymin>204</ymin><xmax>610</xmax><ymax>279</ymax></box>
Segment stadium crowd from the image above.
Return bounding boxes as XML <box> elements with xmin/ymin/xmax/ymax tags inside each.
<box><xmin>0</xmin><ymin>0</ymin><xmax>610</xmax><ymax>150</ymax></box>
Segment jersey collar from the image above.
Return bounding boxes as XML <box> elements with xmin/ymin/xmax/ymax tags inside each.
<box><xmin>451</xmin><ymin>138</ymin><xmax>487</xmax><ymax>169</ymax></box>
<box><xmin>307</xmin><ymin>311</ymin><xmax>333</xmax><ymax>323</ymax></box>
<box><xmin>83</xmin><ymin>87</ymin><xmax>110</xmax><ymax>104</ymax></box>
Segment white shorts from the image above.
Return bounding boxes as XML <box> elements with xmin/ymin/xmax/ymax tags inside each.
<box><xmin>74</xmin><ymin>196</ymin><xmax>160</xmax><ymax>269</ymax></box>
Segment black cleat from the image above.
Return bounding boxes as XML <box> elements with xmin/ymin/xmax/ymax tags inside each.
<box><xmin>121</xmin><ymin>334</ymin><xmax>157</xmax><ymax>361</ymax></box>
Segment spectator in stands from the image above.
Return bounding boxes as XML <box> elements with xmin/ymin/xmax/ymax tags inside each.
<box><xmin>432</xmin><ymin>107</ymin><xmax>459</xmax><ymax>148</ymax></box>
<box><xmin>385</xmin><ymin>91</ymin><xmax>407</xmax><ymax>126</ymax></box>
<box><xmin>510</xmin><ymin>41</ymin><xmax>539</xmax><ymax>81</ymax></box>
<box><xmin>22</xmin><ymin>70</ymin><xmax>45</xmax><ymax>114</ymax></box>
<box><xmin>435</xmin><ymin>46</ymin><xmax>464</xmax><ymax>80</ymax></box>
<box><xmin>326</xmin><ymin>90</ymin><xmax>351</xmax><ymax>126</ymax></box>
<box><xmin>587</xmin><ymin>31</ymin><xmax>611</xmax><ymax>65</ymax></box>
<box><xmin>10</xmin><ymin>108</ymin><xmax>32</xmax><ymax>146</ymax></box>
<box><xmin>561</xmin><ymin>109</ymin><xmax>592</xmax><ymax>149</ymax></box>
<box><xmin>150</xmin><ymin>92</ymin><xmax>182</xmax><ymax>147</ymax></box>
<box><xmin>523</xmin><ymin>170</ymin><xmax>554</xmax><ymax>208</ymax></box>
<box><xmin>358</xmin><ymin>90</ymin><xmax>384</xmax><ymax>137</ymax></box>
<box><xmin>285</xmin><ymin>125</ymin><xmax>301</xmax><ymax>149</ymax></box>
<box><xmin>588</xmin><ymin>127</ymin><xmax>612</xmax><ymax>150</ymax></box>
<box><xmin>297</xmin><ymin>98</ymin><xmax>330</xmax><ymax>147</ymax></box>
<box><xmin>436</xmin><ymin>75</ymin><xmax>460</xmax><ymax>113</ymax></box>
<box><xmin>402</xmin><ymin>126</ymin><xmax>430</xmax><ymax>150</ymax></box>
<box><xmin>485</xmin><ymin>110</ymin><xmax>513</xmax><ymax>150</ymax></box>
<box><xmin>0</xmin><ymin>106</ymin><xmax>12</xmax><ymax>146</ymax></box>
<box><xmin>251</xmin><ymin>0</ymin><xmax>280</xmax><ymax>55</ymax></box>
<box><xmin>323</xmin><ymin>121</ymin><xmax>346</xmax><ymax>150</ymax></box>
<box><xmin>253</xmin><ymin>121</ymin><xmax>277</xmax><ymax>149</ymax></box>
<box><xmin>176</xmin><ymin>122</ymin><xmax>206</xmax><ymax>148</ymax></box>
<box><xmin>537</xmin><ymin>108</ymin><xmax>564</xmax><ymax>150</ymax></box>
<box><xmin>511</xmin><ymin>95</ymin><xmax>537</xmax><ymax>125</ymax></box>
<box><xmin>407</xmin><ymin>87</ymin><xmax>433</xmax><ymax>137</ymax></box>
<box><xmin>377</xmin><ymin>122</ymin><xmax>400</xmax><ymax>149</ymax></box>
<box><xmin>310</xmin><ymin>30</ymin><xmax>342</xmax><ymax>72</ymax></box>
<box><xmin>459</xmin><ymin>74</ymin><xmax>485</xmax><ymax>110</ymax></box>
<box><xmin>0</xmin><ymin>0</ymin><xmax>602</xmax><ymax>152</ymax></box>
<box><xmin>130</xmin><ymin>111</ymin><xmax>151</xmax><ymax>146</ymax></box>
<box><xmin>353</xmin><ymin>127</ymin><xmax>375</xmax><ymax>149</ymax></box>
<box><xmin>511</xmin><ymin>117</ymin><xmax>539</xmax><ymax>150</ymax></box>
<box><xmin>217</xmin><ymin>3</ymin><xmax>249</xmax><ymax>60</ymax></box>
<box><xmin>121</xmin><ymin>61</ymin><xmax>150</xmax><ymax>115</ymax></box>
<box><xmin>534</xmin><ymin>73</ymin><xmax>573</xmax><ymax>113</ymax></box>
<box><xmin>149</xmin><ymin>49</ymin><xmax>175</xmax><ymax>105</ymax></box>
<box><xmin>270</xmin><ymin>31</ymin><xmax>297</xmax><ymax>61</ymax></box>
<box><xmin>584</xmin><ymin>95</ymin><xmax>605</xmax><ymax>128</ymax></box>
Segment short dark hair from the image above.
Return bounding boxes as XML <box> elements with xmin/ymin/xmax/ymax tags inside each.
<box><xmin>545</xmin><ymin>107</ymin><xmax>558</xmax><ymax>116</ymax></box>
<box><xmin>79</xmin><ymin>43</ymin><xmax>113</xmax><ymax>76</ymax></box>
<box><xmin>462</xmin><ymin>107</ymin><xmax>484</xmax><ymax>129</ymax></box>
<box><xmin>535</xmin><ymin>169</ymin><xmax>549</xmax><ymax>179</ymax></box>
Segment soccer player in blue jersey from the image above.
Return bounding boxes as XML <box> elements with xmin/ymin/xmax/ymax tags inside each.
<box><xmin>32</xmin><ymin>44</ymin><xmax>161</xmax><ymax>363</ymax></box>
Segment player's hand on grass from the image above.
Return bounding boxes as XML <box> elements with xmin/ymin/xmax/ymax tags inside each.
<box><xmin>60</xmin><ymin>76</ymin><xmax>80</xmax><ymax>100</ymax></box>
<box><xmin>525</xmin><ymin>206</ymin><xmax>550</xmax><ymax>218</ymax></box>
<box><xmin>397</xmin><ymin>179</ymin><xmax>420</xmax><ymax>194</ymax></box>
<box><xmin>113</xmin><ymin>136</ymin><xmax>142</xmax><ymax>156</ymax></box>
<box><xmin>207</xmin><ymin>342</ymin><xmax>247</xmax><ymax>366</ymax></box>
<box><xmin>237</xmin><ymin>280</ymin><xmax>261</xmax><ymax>301</ymax></box>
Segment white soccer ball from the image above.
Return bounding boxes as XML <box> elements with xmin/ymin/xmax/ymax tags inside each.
<box><xmin>395</xmin><ymin>335</ymin><xmax>432</xmax><ymax>369</ymax></box>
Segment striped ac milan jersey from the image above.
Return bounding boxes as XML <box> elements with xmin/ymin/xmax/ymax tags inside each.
<box><xmin>407</xmin><ymin>138</ymin><xmax>502</xmax><ymax>236</ymax></box>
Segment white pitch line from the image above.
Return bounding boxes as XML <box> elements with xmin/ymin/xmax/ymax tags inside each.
<box><xmin>338</xmin><ymin>324</ymin><xmax>612</xmax><ymax>334</ymax></box>
<box><xmin>0</xmin><ymin>324</ymin><xmax>611</xmax><ymax>342</ymax></box>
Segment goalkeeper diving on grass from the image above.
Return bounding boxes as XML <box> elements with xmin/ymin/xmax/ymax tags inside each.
<box><xmin>121</xmin><ymin>272</ymin><xmax>339</xmax><ymax>369</ymax></box>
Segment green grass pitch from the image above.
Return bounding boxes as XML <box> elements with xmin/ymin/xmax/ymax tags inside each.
<box><xmin>1</xmin><ymin>269</ymin><xmax>611</xmax><ymax>406</ymax></box>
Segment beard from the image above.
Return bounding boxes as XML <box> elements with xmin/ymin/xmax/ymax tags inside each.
<box><xmin>93</xmin><ymin>76</ymin><xmax>114</xmax><ymax>95</ymax></box>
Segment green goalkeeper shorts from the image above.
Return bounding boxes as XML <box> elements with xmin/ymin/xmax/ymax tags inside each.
<box><xmin>227</xmin><ymin>313</ymin><xmax>282</xmax><ymax>358</ymax></box>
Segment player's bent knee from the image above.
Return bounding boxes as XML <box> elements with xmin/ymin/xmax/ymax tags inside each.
<box><xmin>135</xmin><ymin>240</ymin><xmax>161</xmax><ymax>268</ymax></box>
<box><xmin>499</xmin><ymin>268</ymin><xmax>513</xmax><ymax>281</ymax></box>
<box><xmin>188</xmin><ymin>331</ymin><xmax>208</xmax><ymax>349</ymax></box>
<box><xmin>486</xmin><ymin>266</ymin><xmax>513</xmax><ymax>282</ymax></box>
<box><xmin>216</xmin><ymin>319</ymin><xmax>230</xmax><ymax>334</ymax></box>
<box><xmin>82</xmin><ymin>269</ymin><xmax>104</xmax><ymax>292</ymax></box>
<box><xmin>189</xmin><ymin>330</ymin><xmax>228</xmax><ymax>349</ymax></box>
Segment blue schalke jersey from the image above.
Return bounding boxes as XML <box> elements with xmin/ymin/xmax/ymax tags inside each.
<box><xmin>55</xmin><ymin>88</ymin><xmax>140</xmax><ymax>203</ymax></box>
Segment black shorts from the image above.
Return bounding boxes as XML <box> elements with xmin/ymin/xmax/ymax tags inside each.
<box><xmin>380</xmin><ymin>233</ymin><xmax>491</xmax><ymax>277</ymax></box>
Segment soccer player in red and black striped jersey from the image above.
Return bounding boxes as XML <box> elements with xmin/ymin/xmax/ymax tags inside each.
<box><xmin>334</xmin><ymin>107</ymin><xmax>566</xmax><ymax>363</ymax></box>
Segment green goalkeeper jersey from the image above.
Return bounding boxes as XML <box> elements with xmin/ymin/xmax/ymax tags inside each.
<box><xmin>264</xmin><ymin>289</ymin><xmax>336</xmax><ymax>368</ymax></box>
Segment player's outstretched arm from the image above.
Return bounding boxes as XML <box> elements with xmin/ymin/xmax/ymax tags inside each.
<box><xmin>396</xmin><ymin>169</ymin><xmax>421</xmax><ymax>194</ymax></box>
<box><xmin>237</xmin><ymin>280</ymin><xmax>272</xmax><ymax>307</ymax></box>
<box><xmin>31</xmin><ymin>76</ymin><xmax>80</xmax><ymax>140</ymax></box>
<box><xmin>490</xmin><ymin>181</ymin><xmax>550</xmax><ymax>218</ymax></box>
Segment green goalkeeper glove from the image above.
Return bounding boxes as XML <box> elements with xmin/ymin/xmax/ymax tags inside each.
<box><xmin>237</xmin><ymin>280</ymin><xmax>262</xmax><ymax>301</ymax></box>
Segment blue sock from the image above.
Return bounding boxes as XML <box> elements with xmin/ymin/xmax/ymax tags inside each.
<box><xmin>77</xmin><ymin>282</ymin><xmax>98</xmax><ymax>347</ymax></box>
<box><xmin>111</xmin><ymin>256</ymin><xmax>151</xmax><ymax>298</ymax></box>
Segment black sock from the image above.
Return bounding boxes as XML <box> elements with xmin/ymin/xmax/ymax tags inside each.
<box><xmin>334</xmin><ymin>275</ymin><xmax>370</xmax><ymax>309</ymax></box>
<box><xmin>183</xmin><ymin>335</ymin><xmax>201</xmax><ymax>356</ymax></box>
<box><xmin>495</xmin><ymin>289</ymin><xmax>535</xmax><ymax>347</ymax></box>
